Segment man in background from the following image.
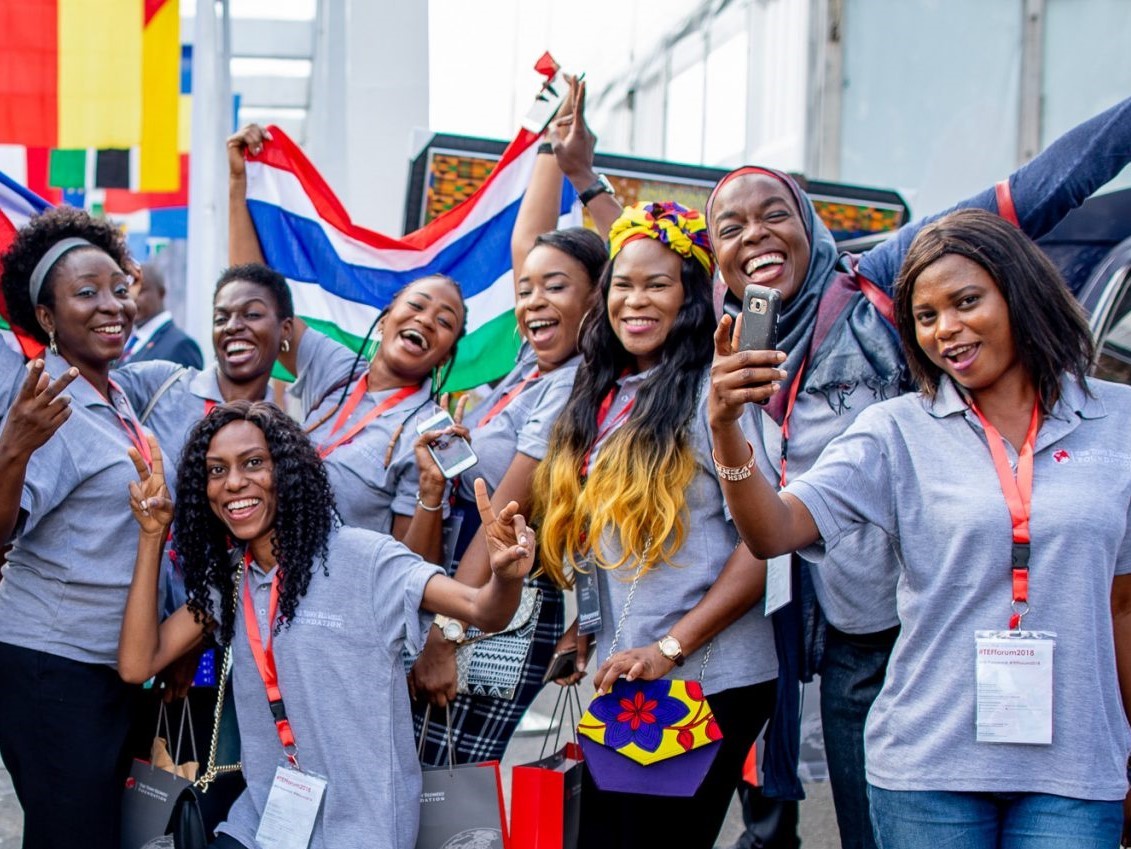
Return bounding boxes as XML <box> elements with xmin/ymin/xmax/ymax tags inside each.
<box><xmin>121</xmin><ymin>262</ymin><xmax>203</xmax><ymax>368</ymax></box>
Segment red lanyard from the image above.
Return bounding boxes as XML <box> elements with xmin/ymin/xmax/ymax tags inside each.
<box><xmin>318</xmin><ymin>376</ymin><xmax>419</xmax><ymax>459</ymax></box>
<box><xmin>204</xmin><ymin>398</ymin><xmax>217</xmax><ymax>415</ymax></box>
<box><xmin>90</xmin><ymin>377</ymin><xmax>153</xmax><ymax>468</ymax></box>
<box><xmin>969</xmin><ymin>399</ymin><xmax>1041</xmax><ymax>630</ymax></box>
<box><xmin>778</xmin><ymin>356</ymin><xmax>807</xmax><ymax>489</ymax></box>
<box><xmin>579</xmin><ymin>384</ymin><xmax>635</xmax><ymax>478</ymax></box>
<box><xmin>240</xmin><ymin>551</ymin><xmax>299</xmax><ymax>765</ymax></box>
<box><xmin>477</xmin><ymin>368</ymin><xmax>540</xmax><ymax>428</ymax></box>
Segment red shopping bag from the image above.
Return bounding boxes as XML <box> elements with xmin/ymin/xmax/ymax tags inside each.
<box><xmin>510</xmin><ymin>741</ymin><xmax>583</xmax><ymax>849</ymax></box>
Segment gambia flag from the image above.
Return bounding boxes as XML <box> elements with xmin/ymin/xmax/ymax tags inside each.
<box><xmin>245</xmin><ymin>125</ymin><xmax>575</xmax><ymax>392</ymax></box>
<box><xmin>0</xmin><ymin>167</ymin><xmax>52</xmax><ymax>356</ymax></box>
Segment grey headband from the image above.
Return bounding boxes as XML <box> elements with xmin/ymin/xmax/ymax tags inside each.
<box><xmin>28</xmin><ymin>237</ymin><xmax>94</xmax><ymax>306</ymax></box>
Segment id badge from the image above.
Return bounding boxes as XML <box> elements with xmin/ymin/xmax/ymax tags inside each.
<box><xmin>440</xmin><ymin>511</ymin><xmax>464</xmax><ymax>571</ymax></box>
<box><xmin>576</xmin><ymin>566</ymin><xmax>602</xmax><ymax>635</ymax></box>
<box><xmin>254</xmin><ymin>763</ymin><xmax>328</xmax><ymax>849</ymax></box>
<box><xmin>764</xmin><ymin>554</ymin><xmax>792</xmax><ymax>616</ymax></box>
<box><xmin>974</xmin><ymin>630</ymin><xmax>1056</xmax><ymax>745</ymax></box>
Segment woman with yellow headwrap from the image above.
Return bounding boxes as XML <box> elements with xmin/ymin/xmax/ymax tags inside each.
<box><xmin>533</xmin><ymin>201</ymin><xmax>778</xmax><ymax>849</ymax></box>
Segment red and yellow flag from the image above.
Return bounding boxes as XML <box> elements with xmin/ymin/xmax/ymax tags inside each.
<box><xmin>0</xmin><ymin>0</ymin><xmax>180</xmax><ymax>191</ymax></box>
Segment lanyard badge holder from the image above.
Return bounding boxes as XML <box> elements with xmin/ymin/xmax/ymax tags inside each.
<box><xmin>971</xmin><ymin>401</ymin><xmax>1056</xmax><ymax>746</ymax></box>
<box><xmin>240</xmin><ymin>553</ymin><xmax>328</xmax><ymax>849</ymax></box>
<box><xmin>761</xmin><ymin>367</ymin><xmax>807</xmax><ymax>616</ymax></box>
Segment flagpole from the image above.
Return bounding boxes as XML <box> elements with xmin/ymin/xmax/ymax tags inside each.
<box><xmin>185</xmin><ymin>0</ymin><xmax>231</xmax><ymax>362</ymax></box>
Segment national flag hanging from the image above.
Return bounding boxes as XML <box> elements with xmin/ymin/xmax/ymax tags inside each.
<box><xmin>0</xmin><ymin>0</ymin><xmax>181</xmax><ymax>192</ymax></box>
<box><xmin>0</xmin><ymin>168</ymin><xmax>52</xmax><ymax>356</ymax></box>
<box><xmin>244</xmin><ymin>125</ymin><xmax>576</xmax><ymax>392</ymax></box>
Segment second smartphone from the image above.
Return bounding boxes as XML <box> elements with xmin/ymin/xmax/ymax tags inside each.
<box><xmin>415</xmin><ymin>409</ymin><xmax>479</xmax><ymax>478</ymax></box>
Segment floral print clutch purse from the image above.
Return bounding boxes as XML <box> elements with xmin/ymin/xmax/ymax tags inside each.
<box><xmin>576</xmin><ymin>677</ymin><xmax>723</xmax><ymax>796</ymax></box>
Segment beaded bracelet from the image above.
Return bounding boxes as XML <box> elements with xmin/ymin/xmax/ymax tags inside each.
<box><xmin>416</xmin><ymin>493</ymin><xmax>443</xmax><ymax>512</ymax></box>
<box><xmin>712</xmin><ymin>441</ymin><xmax>756</xmax><ymax>482</ymax></box>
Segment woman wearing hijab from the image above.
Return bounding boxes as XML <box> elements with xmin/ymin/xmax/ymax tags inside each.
<box><xmin>703</xmin><ymin>95</ymin><xmax>1131</xmax><ymax>845</ymax></box>
<box><xmin>533</xmin><ymin>201</ymin><xmax>773</xmax><ymax>849</ymax></box>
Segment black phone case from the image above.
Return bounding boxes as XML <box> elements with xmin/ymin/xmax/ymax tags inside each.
<box><xmin>739</xmin><ymin>285</ymin><xmax>781</xmax><ymax>351</ymax></box>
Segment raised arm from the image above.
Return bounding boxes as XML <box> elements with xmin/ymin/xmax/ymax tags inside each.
<box><xmin>408</xmin><ymin>448</ymin><xmax>540</xmax><ymax>705</ymax></box>
<box><xmin>0</xmin><ymin>362</ymin><xmax>76</xmax><ymax>542</ymax></box>
<box><xmin>707</xmin><ymin>316</ymin><xmax>820</xmax><ymax>558</ymax></box>
<box><xmin>228</xmin><ymin>124</ymin><xmax>269</xmax><ymax>266</ymax></box>
<box><xmin>551</xmin><ymin>79</ymin><xmax>622</xmax><ymax>240</ymax></box>
<box><xmin>592</xmin><ymin>542</ymin><xmax>767</xmax><ymax>693</ymax></box>
<box><xmin>420</xmin><ymin>478</ymin><xmax>533</xmax><ymax>633</ymax></box>
<box><xmin>859</xmin><ymin>95</ymin><xmax>1131</xmax><ymax>293</ymax></box>
<box><xmin>511</xmin><ymin>78</ymin><xmax>578</xmax><ymax>273</ymax></box>
<box><xmin>118</xmin><ymin>434</ymin><xmax>209</xmax><ymax>683</ymax></box>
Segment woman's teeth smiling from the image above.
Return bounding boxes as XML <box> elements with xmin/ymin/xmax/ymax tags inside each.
<box><xmin>943</xmin><ymin>342</ymin><xmax>979</xmax><ymax>370</ymax></box>
<box><xmin>94</xmin><ymin>323</ymin><xmax>123</xmax><ymax>337</ymax></box>
<box><xmin>225</xmin><ymin>341</ymin><xmax>255</xmax><ymax>361</ymax></box>
<box><xmin>526</xmin><ymin>318</ymin><xmax>558</xmax><ymax>343</ymax></box>
<box><xmin>400</xmin><ymin>329</ymin><xmax>429</xmax><ymax>354</ymax></box>
<box><xmin>226</xmin><ymin>497</ymin><xmax>261</xmax><ymax>520</ymax></box>
<box><xmin>744</xmin><ymin>253</ymin><xmax>785</xmax><ymax>283</ymax></box>
<box><xmin>623</xmin><ymin>317</ymin><xmax>658</xmax><ymax>334</ymax></box>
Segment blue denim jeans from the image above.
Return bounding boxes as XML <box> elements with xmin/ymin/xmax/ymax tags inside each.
<box><xmin>867</xmin><ymin>786</ymin><xmax>1122</xmax><ymax>849</ymax></box>
<box><xmin>820</xmin><ymin>624</ymin><xmax>898</xmax><ymax>849</ymax></box>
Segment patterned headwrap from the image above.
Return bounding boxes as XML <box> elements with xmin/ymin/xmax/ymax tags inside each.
<box><xmin>608</xmin><ymin>201</ymin><xmax>715</xmax><ymax>277</ymax></box>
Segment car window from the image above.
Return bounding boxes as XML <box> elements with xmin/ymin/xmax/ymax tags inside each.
<box><xmin>1093</xmin><ymin>268</ymin><xmax>1131</xmax><ymax>385</ymax></box>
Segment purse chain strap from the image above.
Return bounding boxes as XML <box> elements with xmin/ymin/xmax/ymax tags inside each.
<box><xmin>196</xmin><ymin>568</ymin><xmax>245</xmax><ymax>790</ymax></box>
<box><xmin>605</xmin><ymin>550</ymin><xmax>713</xmax><ymax>680</ymax></box>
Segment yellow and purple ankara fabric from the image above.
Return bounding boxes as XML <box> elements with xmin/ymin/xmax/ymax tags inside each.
<box><xmin>577</xmin><ymin>678</ymin><xmax>722</xmax><ymax>766</ymax></box>
<box><xmin>608</xmin><ymin>201</ymin><xmax>715</xmax><ymax>277</ymax></box>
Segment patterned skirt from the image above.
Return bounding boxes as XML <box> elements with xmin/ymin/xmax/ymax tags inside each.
<box><xmin>412</xmin><ymin>572</ymin><xmax>566</xmax><ymax>766</ymax></box>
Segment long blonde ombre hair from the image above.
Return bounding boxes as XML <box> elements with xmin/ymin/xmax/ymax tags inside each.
<box><xmin>532</xmin><ymin>240</ymin><xmax>716</xmax><ymax>587</ymax></box>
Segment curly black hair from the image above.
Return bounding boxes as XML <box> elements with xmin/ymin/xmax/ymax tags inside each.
<box><xmin>216</xmin><ymin>263</ymin><xmax>295</xmax><ymax>319</ymax></box>
<box><xmin>174</xmin><ymin>400</ymin><xmax>338</xmax><ymax>645</ymax></box>
<box><xmin>0</xmin><ymin>207</ymin><xmax>131</xmax><ymax>344</ymax></box>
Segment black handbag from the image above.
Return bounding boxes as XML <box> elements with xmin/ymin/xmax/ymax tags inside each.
<box><xmin>170</xmin><ymin>643</ymin><xmax>245</xmax><ymax>849</ymax></box>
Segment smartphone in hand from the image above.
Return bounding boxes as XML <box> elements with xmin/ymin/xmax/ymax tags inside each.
<box><xmin>739</xmin><ymin>284</ymin><xmax>782</xmax><ymax>352</ymax></box>
<box><xmin>415</xmin><ymin>410</ymin><xmax>478</xmax><ymax>479</ymax></box>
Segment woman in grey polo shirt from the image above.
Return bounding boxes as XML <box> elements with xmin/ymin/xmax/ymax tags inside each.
<box><xmin>119</xmin><ymin>400</ymin><xmax>535</xmax><ymax>849</ymax></box>
<box><xmin>0</xmin><ymin>207</ymin><xmax>165</xmax><ymax>848</ymax></box>
<box><xmin>710</xmin><ymin>209</ymin><xmax>1131</xmax><ymax>848</ymax></box>
<box><xmin>409</xmin><ymin>134</ymin><xmax>608</xmax><ymax>766</ymax></box>
<box><xmin>532</xmin><ymin>201</ymin><xmax>775</xmax><ymax>849</ymax></box>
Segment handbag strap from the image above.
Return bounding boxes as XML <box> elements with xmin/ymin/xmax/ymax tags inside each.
<box><xmin>172</xmin><ymin>693</ymin><xmax>198</xmax><ymax>767</ymax></box>
<box><xmin>418</xmin><ymin>703</ymin><xmax>456</xmax><ymax>773</ymax></box>
<box><xmin>196</xmin><ymin>571</ymin><xmax>245</xmax><ymax>790</ymax></box>
<box><xmin>606</xmin><ymin>560</ymin><xmax>714</xmax><ymax>680</ymax></box>
<box><xmin>139</xmin><ymin>366</ymin><xmax>188</xmax><ymax>425</ymax></box>
<box><xmin>539</xmin><ymin>683</ymin><xmax>585</xmax><ymax>761</ymax></box>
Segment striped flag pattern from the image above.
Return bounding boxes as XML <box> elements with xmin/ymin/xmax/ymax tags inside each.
<box><xmin>0</xmin><ymin>169</ymin><xmax>52</xmax><ymax>355</ymax></box>
<box><xmin>245</xmin><ymin>124</ymin><xmax>571</xmax><ymax>391</ymax></box>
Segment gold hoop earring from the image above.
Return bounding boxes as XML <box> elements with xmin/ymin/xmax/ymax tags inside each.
<box><xmin>48</xmin><ymin>330</ymin><xmax>58</xmax><ymax>355</ymax></box>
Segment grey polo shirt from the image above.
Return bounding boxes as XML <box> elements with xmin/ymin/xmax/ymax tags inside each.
<box><xmin>456</xmin><ymin>355</ymin><xmax>580</xmax><ymax>501</ymax></box>
<box><xmin>0</xmin><ymin>340</ymin><xmax>25</xmax><ymax>410</ymax></box>
<box><xmin>786</xmin><ymin>375</ymin><xmax>1131</xmax><ymax>800</ymax></box>
<box><xmin>586</xmin><ymin>368</ymin><xmax>778</xmax><ymax>697</ymax></box>
<box><xmin>0</xmin><ymin>352</ymin><xmax>171</xmax><ymax>666</ymax></box>
<box><xmin>114</xmin><ymin>361</ymin><xmax>232</xmax><ymax>463</ymax></box>
<box><xmin>291</xmin><ymin>330</ymin><xmax>444</xmax><ymax>533</ymax></box>
<box><xmin>758</xmin><ymin>381</ymin><xmax>901</xmax><ymax>634</ymax></box>
<box><xmin>215</xmin><ymin>526</ymin><xmax>442</xmax><ymax>849</ymax></box>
